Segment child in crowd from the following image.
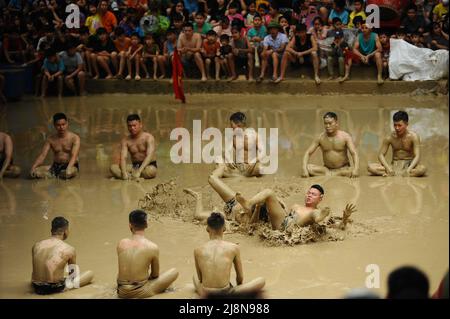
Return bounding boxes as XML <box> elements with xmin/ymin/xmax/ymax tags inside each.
<box><xmin>411</xmin><ymin>32</ymin><xmax>425</xmax><ymax>47</ymax></box>
<box><xmin>141</xmin><ymin>33</ymin><xmax>160</xmax><ymax>80</ymax></box>
<box><xmin>201</xmin><ymin>30</ymin><xmax>221</xmax><ymax>80</ymax></box>
<box><xmin>327</xmin><ymin>30</ymin><xmax>349</xmax><ymax>80</ymax></box>
<box><xmin>379</xmin><ymin>32</ymin><xmax>390</xmax><ymax>79</ymax></box>
<box><xmin>264</xmin><ymin>3</ymin><xmax>282</xmax><ymax>26</ymax></box>
<box><xmin>214</xmin><ymin>16</ymin><xmax>232</xmax><ymax>37</ymax></box>
<box><xmin>231</xmin><ymin>26</ymin><xmax>253</xmax><ymax>81</ymax></box>
<box><xmin>227</xmin><ymin>2</ymin><xmax>245</xmax><ymax>26</ymax></box>
<box><xmin>245</xmin><ymin>1</ymin><xmax>258</xmax><ymax>29</ymax></box>
<box><xmin>85</xmin><ymin>2</ymin><xmax>102</xmax><ymax>36</ymax></box>
<box><xmin>158</xmin><ymin>27</ymin><xmax>178</xmax><ymax>79</ymax></box>
<box><xmin>217</xmin><ymin>34</ymin><xmax>233</xmax><ymax>79</ymax></box>
<box><xmin>126</xmin><ymin>33</ymin><xmax>143</xmax><ymax>80</ymax></box>
<box><xmin>113</xmin><ymin>27</ymin><xmax>131</xmax><ymax>79</ymax></box>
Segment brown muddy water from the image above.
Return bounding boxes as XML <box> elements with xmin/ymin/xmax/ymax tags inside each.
<box><xmin>0</xmin><ymin>94</ymin><xmax>448</xmax><ymax>299</ymax></box>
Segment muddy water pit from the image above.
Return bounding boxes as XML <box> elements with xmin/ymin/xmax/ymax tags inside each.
<box><xmin>0</xmin><ymin>94</ymin><xmax>448</xmax><ymax>298</ymax></box>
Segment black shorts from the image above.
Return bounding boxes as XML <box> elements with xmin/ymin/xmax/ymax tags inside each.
<box><xmin>132</xmin><ymin>161</ymin><xmax>157</xmax><ymax>170</ymax></box>
<box><xmin>49</xmin><ymin>162</ymin><xmax>80</xmax><ymax>177</ymax></box>
<box><xmin>33</xmin><ymin>281</ymin><xmax>65</xmax><ymax>295</ymax></box>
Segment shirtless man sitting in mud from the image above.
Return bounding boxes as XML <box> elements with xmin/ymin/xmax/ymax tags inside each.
<box><xmin>193</xmin><ymin>212</ymin><xmax>265</xmax><ymax>297</ymax></box>
<box><xmin>185</xmin><ymin>165</ymin><xmax>356</xmax><ymax>231</ymax></box>
<box><xmin>30</xmin><ymin>113</ymin><xmax>80</xmax><ymax>179</ymax></box>
<box><xmin>302</xmin><ymin>112</ymin><xmax>359</xmax><ymax>178</ymax></box>
<box><xmin>0</xmin><ymin>132</ymin><xmax>21</xmax><ymax>179</ymax></box>
<box><xmin>116</xmin><ymin>210</ymin><xmax>178</xmax><ymax>298</ymax></box>
<box><xmin>212</xmin><ymin>112</ymin><xmax>262</xmax><ymax>178</ymax></box>
<box><xmin>31</xmin><ymin>217</ymin><xmax>94</xmax><ymax>295</ymax></box>
<box><xmin>368</xmin><ymin>111</ymin><xmax>426</xmax><ymax>177</ymax></box>
<box><xmin>110</xmin><ymin>114</ymin><xmax>157</xmax><ymax>180</ymax></box>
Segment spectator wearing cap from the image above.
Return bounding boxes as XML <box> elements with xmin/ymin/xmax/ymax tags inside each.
<box><xmin>41</xmin><ymin>48</ymin><xmax>64</xmax><ymax>97</ymax></box>
<box><xmin>326</xmin><ymin>30</ymin><xmax>349</xmax><ymax>80</ymax></box>
<box><xmin>276</xmin><ymin>23</ymin><xmax>321</xmax><ymax>84</ymax></box>
<box><xmin>258</xmin><ymin>21</ymin><xmax>289</xmax><ymax>82</ymax></box>
<box><xmin>59</xmin><ymin>41</ymin><xmax>86</xmax><ymax>96</ymax></box>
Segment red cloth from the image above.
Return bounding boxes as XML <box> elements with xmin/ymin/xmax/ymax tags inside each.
<box><xmin>172</xmin><ymin>49</ymin><xmax>186</xmax><ymax>104</ymax></box>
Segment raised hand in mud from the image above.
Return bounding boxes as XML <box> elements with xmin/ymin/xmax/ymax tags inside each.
<box><xmin>341</xmin><ymin>203</ymin><xmax>357</xmax><ymax>229</ymax></box>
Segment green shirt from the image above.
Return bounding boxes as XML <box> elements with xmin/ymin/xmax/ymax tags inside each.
<box><xmin>193</xmin><ymin>22</ymin><xmax>212</xmax><ymax>35</ymax></box>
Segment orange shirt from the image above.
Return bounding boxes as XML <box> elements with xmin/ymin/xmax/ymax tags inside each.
<box><xmin>127</xmin><ymin>0</ymin><xmax>148</xmax><ymax>8</ymax></box>
<box><xmin>203</xmin><ymin>40</ymin><xmax>220</xmax><ymax>56</ymax></box>
<box><xmin>114</xmin><ymin>37</ymin><xmax>131</xmax><ymax>52</ymax></box>
<box><xmin>101</xmin><ymin>11</ymin><xmax>118</xmax><ymax>33</ymax></box>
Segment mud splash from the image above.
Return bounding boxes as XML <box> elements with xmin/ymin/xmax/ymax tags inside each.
<box><xmin>138</xmin><ymin>179</ymin><xmax>377</xmax><ymax>246</ymax></box>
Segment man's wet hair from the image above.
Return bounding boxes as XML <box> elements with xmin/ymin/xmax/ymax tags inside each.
<box><xmin>323</xmin><ymin>112</ymin><xmax>338</xmax><ymax>121</ymax></box>
<box><xmin>387</xmin><ymin>266</ymin><xmax>429</xmax><ymax>299</ymax></box>
<box><xmin>310</xmin><ymin>184</ymin><xmax>325</xmax><ymax>195</ymax></box>
<box><xmin>127</xmin><ymin>114</ymin><xmax>141</xmax><ymax>122</ymax></box>
<box><xmin>207</xmin><ymin>212</ymin><xmax>225</xmax><ymax>230</ymax></box>
<box><xmin>129</xmin><ymin>210</ymin><xmax>148</xmax><ymax>230</ymax></box>
<box><xmin>51</xmin><ymin>217</ymin><xmax>69</xmax><ymax>234</ymax></box>
<box><xmin>230</xmin><ymin>112</ymin><xmax>246</xmax><ymax>125</ymax></box>
<box><xmin>393</xmin><ymin>111</ymin><xmax>409</xmax><ymax>123</ymax></box>
<box><xmin>53</xmin><ymin>113</ymin><xmax>67</xmax><ymax>124</ymax></box>
<box><xmin>184</xmin><ymin>22</ymin><xmax>194</xmax><ymax>29</ymax></box>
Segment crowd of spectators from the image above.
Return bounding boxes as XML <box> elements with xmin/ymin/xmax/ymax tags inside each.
<box><xmin>0</xmin><ymin>0</ymin><xmax>448</xmax><ymax>96</ymax></box>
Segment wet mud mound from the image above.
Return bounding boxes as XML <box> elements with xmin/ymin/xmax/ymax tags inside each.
<box><xmin>138</xmin><ymin>180</ymin><xmax>377</xmax><ymax>246</ymax></box>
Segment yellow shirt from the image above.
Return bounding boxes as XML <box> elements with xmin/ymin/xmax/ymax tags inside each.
<box><xmin>433</xmin><ymin>3</ymin><xmax>449</xmax><ymax>20</ymax></box>
<box><xmin>85</xmin><ymin>14</ymin><xmax>102</xmax><ymax>35</ymax></box>
<box><xmin>348</xmin><ymin>10</ymin><xmax>367</xmax><ymax>28</ymax></box>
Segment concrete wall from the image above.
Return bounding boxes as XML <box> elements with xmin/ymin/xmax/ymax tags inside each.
<box><xmin>86</xmin><ymin>78</ymin><xmax>448</xmax><ymax>95</ymax></box>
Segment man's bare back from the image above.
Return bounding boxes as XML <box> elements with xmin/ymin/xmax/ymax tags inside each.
<box><xmin>116</xmin><ymin>210</ymin><xmax>178</xmax><ymax>299</ymax></box>
<box><xmin>117</xmin><ymin>236</ymin><xmax>159</xmax><ymax>284</ymax></box>
<box><xmin>194</xmin><ymin>240</ymin><xmax>238</xmax><ymax>290</ymax></box>
<box><xmin>32</xmin><ymin>238</ymin><xmax>75</xmax><ymax>284</ymax></box>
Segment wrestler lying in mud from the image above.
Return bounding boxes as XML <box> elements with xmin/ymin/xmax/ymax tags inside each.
<box><xmin>185</xmin><ymin>165</ymin><xmax>357</xmax><ymax>231</ymax></box>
